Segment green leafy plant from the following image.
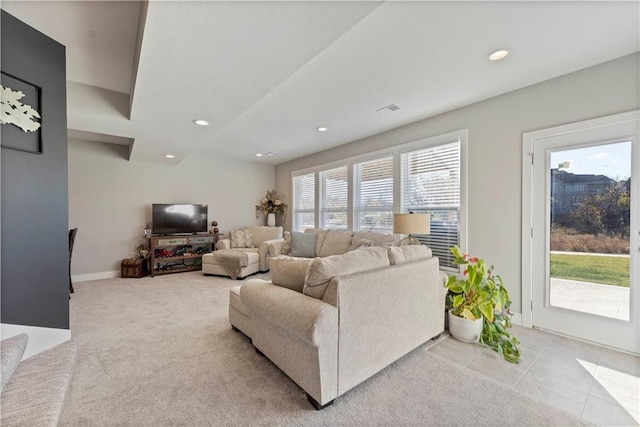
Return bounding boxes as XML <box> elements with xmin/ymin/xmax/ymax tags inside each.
<box><xmin>446</xmin><ymin>246</ymin><xmax>521</xmax><ymax>363</ymax></box>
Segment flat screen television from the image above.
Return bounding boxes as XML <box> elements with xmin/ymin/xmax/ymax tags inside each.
<box><xmin>152</xmin><ymin>204</ymin><xmax>208</xmax><ymax>235</ymax></box>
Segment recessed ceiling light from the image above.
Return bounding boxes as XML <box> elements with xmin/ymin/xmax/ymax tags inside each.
<box><xmin>164</xmin><ymin>154</ymin><xmax>175</xmax><ymax>159</ymax></box>
<box><xmin>317</xmin><ymin>127</ymin><xmax>328</xmax><ymax>132</ymax></box>
<box><xmin>193</xmin><ymin>119</ymin><xmax>209</xmax><ymax>126</ymax></box>
<box><xmin>489</xmin><ymin>50</ymin><xmax>509</xmax><ymax>61</ymax></box>
<box><xmin>255</xmin><ymin>153</ymin><xmax>263</xmax><ymax>157</ymax></box>
<box><xmin>265</xmin><ymin>152</ymin><xmax>276</xmax><ymax>156</ymax></box>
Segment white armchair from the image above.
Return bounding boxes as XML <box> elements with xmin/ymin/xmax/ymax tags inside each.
<box><xmin>215</xmin><ymin>226</ymin><xmax>283</xmax><ymax>272</ymax></box>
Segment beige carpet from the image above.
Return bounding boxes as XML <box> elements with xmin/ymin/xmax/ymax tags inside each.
<box><xmin>61</xmin><ymin>271</ymin><xmax>589</xmax><ymax>426</ymax></box>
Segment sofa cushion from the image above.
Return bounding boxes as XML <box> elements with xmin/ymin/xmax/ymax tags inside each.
<box><xmin>290</xmin><ymin>231</ymin><xmax>317</xmax><ymax>258</ymax></box>
<box><xmin>270</xmin><ymin>256</ymin><xmax>313</xmax><ymax>293</ymax></box>
<box><xmin>230</xmin><ymin>229</ymin><xmax>254</xmax><ymax>248</ymax></box>
<box><xmin>387</xmin><ymin>245</ymin><xmax>433</xmax><ymax>265</ymax></box>
<box><xmin>352</xmin><ymin>238</ymin><xmax>373</xmax><ymax>249</ymax></box>
<box><xmin>303</xmin><ymin>246</ymin><xmax>390</xmax><ymax>299</ymax></box>
<box><xmin>280</xmin><ymin>231</ymin><xmax>292</xmax><ymax>255</ymax></box>
<box><xmin>1</xmin><ymin>334</ymin><xmax>28</xmax><ymax>392</ymax></box>
<box><xmin>318</xmin><ymin>230</ymin><xmax>354</xmax><ymax>257</ymax></box>
<box><xmin>350</xmin><ymin>231</ymin><xmax>395</xmax><ymax>250</ymax></box>
<box><xmin>304</xmin><ymin>228</ymin><xmax>329</xmax><ymax>256</ymax></box>
<box><xmin>250</xmin><ymin>226</ymin><xmax>283</xmax><ymax>246</ymax></box>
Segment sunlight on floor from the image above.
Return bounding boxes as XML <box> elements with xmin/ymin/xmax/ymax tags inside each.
<box><xmin>578</xmin><ymin>358</ymin><xmax>640</xmax><ymax>423</ymax></box>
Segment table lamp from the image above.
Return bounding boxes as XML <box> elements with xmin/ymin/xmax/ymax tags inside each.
<box><xmin>393</xmin><ymin>213</ymin><xmax>430</xmax><ymax>246</ymax></box>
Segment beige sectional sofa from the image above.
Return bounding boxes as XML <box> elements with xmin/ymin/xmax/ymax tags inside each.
<box><xmin>268</xmin><ymin>228</ymin><xmax>396</xmax><ymax>259</ymax></box>
<box><xmin>229</xmin><ymin>243</ymin><xmax>447</xmax><ymax>409</ymax></box>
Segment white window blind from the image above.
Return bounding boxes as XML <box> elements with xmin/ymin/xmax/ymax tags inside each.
<box><xmin>354</xmin><ymin>156</ymin><xmax>394</xmax><ymax>233</ymax></box>
<box><xmin>401</xmin><ymin>141</ymin><xmax>461</xmax><ymax>269</ymax></box>
<box><xmin>292</xmin><ymin>173</ymin><xmax>315</xmax><ymax>232</ymax></box>
<box><xmin>320</xmin><ymin>166</ymin><xmax>348</xmax><ymax>229</ymax></box>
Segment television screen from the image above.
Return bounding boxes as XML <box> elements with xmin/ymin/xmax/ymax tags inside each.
<box><xmin>152</xmin><ymin>204</ymin><xmax>208</xmax><ymax>235</ymax></box>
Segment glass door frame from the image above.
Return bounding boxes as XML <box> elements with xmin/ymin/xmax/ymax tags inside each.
<box><xmin>522</xmin><ymin>110</ymin><xmax>639</xmax><ymax>355</ymax></box>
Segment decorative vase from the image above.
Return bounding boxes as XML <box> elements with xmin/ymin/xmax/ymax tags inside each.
<box><xmin>267</xmin><ymin>213</ymin><xmax>276</xmax><ymax>227</ymax></box>
<box><xmin>448</xmin><ymin>310</ymin><xmax>483</xmax><ymax>343</ymax></box>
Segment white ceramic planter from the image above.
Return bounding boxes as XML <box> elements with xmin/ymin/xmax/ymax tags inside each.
<box><xmin>448</xmin><ymin>310</ymin><xmax>483</xmax><ymax>343</ymax></box>
<box><xmin>267</xmin><ymin>213</ymin><xmax>276</xmax><ymax>227</ymax></box>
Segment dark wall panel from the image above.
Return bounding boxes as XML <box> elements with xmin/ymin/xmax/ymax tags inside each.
<box><xmin>1</xmin><ymin>10</ymin><xmax>69</xmax><ymax>329</ymax></box>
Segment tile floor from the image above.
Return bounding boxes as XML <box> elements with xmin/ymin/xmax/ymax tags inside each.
<box><xmin>428</xmin><ymin>326</ymin><xmax>640</xmax><ymax>426</ymax></box>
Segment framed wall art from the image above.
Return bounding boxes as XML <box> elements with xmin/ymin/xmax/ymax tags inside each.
<box><xmin>1</xmin><ymin>71</ymin><xmax>43</xmax><ymax>154</ymax></box>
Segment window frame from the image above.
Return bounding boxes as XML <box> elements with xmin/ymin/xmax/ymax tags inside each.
<box><xmin>290</xmin><ymin>129</ymin><xmax>468</xmax><ymax>271</ymax></box>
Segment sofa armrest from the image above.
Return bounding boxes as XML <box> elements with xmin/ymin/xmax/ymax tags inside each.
<box><xmin>258</xmin><ymin>238</ymin><xmax>284</xmax><ymax>271</ymax></box>
<box><xmin>216</xmin><ymin>239</ymin><xmax>230</xmax><ymax>250</ymax></box>
<box><xmin>267</xmin><ymin>239</ymin><xmax>284</xmax><ymax>257</ymax></box>
<box><xmin>439</xmin><ymin>271</ymin><xmax>448</xmax><ymax>288</ymax></box>
<box><xmin>241</xmin><ymin>279</ymin><xmax>338</xmax><ymax>345</ymax></box>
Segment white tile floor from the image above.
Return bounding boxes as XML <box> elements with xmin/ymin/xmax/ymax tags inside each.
<box><xmin>428</xmin><ymin>326</ymin><xmax>640</xmax><ymax>426</ymax></box>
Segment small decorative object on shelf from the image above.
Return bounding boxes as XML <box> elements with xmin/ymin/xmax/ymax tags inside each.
<box><xmin>133</xmin><ymin>243</ymin><xmax>150</xmax><ymax>259</ymax></box>
<box><xmin>255</xmin><ymin>189</ymin><xmax>287</xmax><ymax>226</ymax></box>
<box><xmin>143</xmin><ymin>224</ymin><xmax>152</xmax><ymax>238</ymax></box>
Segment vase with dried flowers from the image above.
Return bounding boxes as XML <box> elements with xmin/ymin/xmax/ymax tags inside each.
<box><xmin>255</xmin><ymin>190</ymin><xmax>287</xmax><ymax>224</ymax></box>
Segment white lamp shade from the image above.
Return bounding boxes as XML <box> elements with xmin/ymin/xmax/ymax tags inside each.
<box><xmin>393</xmin><ymin>213</ymin><xmax>430</xmax><ymax>235</ymax></box>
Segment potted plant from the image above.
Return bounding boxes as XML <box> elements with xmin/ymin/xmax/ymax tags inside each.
<box><xmin>446</xmin><ymin>246</ymin><xmax>521</xmax><ymax>363</ymax></box>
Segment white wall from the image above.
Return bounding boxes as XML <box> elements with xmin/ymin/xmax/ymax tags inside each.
<box><xmin>68</xmin><ymin>140</ymin><xmax>275</xmax><ymax>277</ymax></box>
<box><xmin>275</xmin><ymin>53</ymin><xmax>640</xmax><ymax>313</ymax></box>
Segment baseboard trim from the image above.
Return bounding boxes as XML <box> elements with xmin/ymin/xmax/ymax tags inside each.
<box><xmin>72</xmin><ymin>270</ymin><xmax>119</xmax><ymax>282</ymax></box>
<box><xmin>1</xmin><ymin>323</ymin><xmax>70</xmax><ymax>360</ymax></box>
<box><xmin>511</xmin><ymin>312</ymin><xmax>523</xmax><ymax>326</ymax></box>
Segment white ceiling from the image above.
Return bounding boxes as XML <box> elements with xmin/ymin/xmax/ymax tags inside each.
<box><xmin>2</xmin><ymin>1</ymin><xmax>639</xmax><ymax>166</ymax></box>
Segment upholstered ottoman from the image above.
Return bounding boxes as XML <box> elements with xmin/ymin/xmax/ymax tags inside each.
<box><xmin>202</xmin><ymin>251</ymin><xmax>260</xmax><ymax>279</ymax></box>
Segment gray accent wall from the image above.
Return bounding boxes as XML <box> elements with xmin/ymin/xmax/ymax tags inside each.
<box><xmin>275</xmin><ymin>53</ymin><xmax>640</xmax><ymax>314</ymax></box>
<box><xmin>1</xmin><ymin>11</ymin><xmax>69</xmax><ymax>329</ymax></box>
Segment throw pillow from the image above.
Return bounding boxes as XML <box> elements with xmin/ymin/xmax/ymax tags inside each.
<box><xmin>1</xmin><ymin>333</ymin><xmax>28</xmax><ymax>392</ymax></box>
<box><xmin>290</xmin><ymin>231</ymin><xmax>317</xmax><ymax>258</ymax></box>
<box><xmin>230</xmin><ymin>229</ymin><xmax>254</xmax><ymax>248</ymax></box>
<box><xmin>350</xmin><ymin>231</ymin><xmax>395</xmax><ymax>250</ymax></box>
<box><xmin>387</xmin><ymin>245</ymin><xmax>433</xmax><ymax>265</ymax></box>
<box><xmin>304</xmin><ymin>228</ymin><xmax>329</xmax><ymax>256</ymax></box>
<box><xmin>270</xmin><ymin>256</ymin><xmax>313</xmax><ymax>293</ymax></box>
<box><xmin>280</xmin><ymin>231</ymin><xmax>292</xmax><ymax>255</ymax></box>
<box><xmin>303</xmin><ymin>246</ymin><xmax>390</xmax><ymax>299</ymax></box>
<box><xmin>353</xmin><ymin>238</ymin><xmax>373</xmax><ymax>249</ymax></box>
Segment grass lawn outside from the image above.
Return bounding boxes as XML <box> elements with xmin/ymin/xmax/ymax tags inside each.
<box><xmin>550</xmin><ymin>253</ymin><xmax>630</xmax><ymax>287</ymax></box>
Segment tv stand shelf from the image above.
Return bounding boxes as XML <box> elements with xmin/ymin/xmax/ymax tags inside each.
<box><xmin>147</xmin><ymin>234</ymin><xmax>219</xmax><ymax>277</ymax></box>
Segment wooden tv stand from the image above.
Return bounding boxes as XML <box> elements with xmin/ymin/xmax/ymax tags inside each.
<box><xmin>147</xmin><ymin>234</ymin><xmax>219</xmax><ymax>277</ymax></box>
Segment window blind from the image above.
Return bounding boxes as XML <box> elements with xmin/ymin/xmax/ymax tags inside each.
<box><xmin>292</xmin><ymin>173</ymin><xmax>315</xmax><ymax>232</ymax></box>
<box><xmin>354</xmin><ymin>156</ymin><xmax>394</xmax><ymax>233</ymax></box>
<box><xmin>401</xmin><ymin>141</ymin><xmax>461</xmax><ymax>269</ymax></box>
<box><xmin>320</xmin><ymin>166</ymin><xmax>348</xmax><ymax>229</ymax></box>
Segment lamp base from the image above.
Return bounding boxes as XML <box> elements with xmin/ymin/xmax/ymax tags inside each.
<box><xmin>398</xmin><ymin>236</ymin><xmax>421</xmax><ymax>246</ymax></box>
